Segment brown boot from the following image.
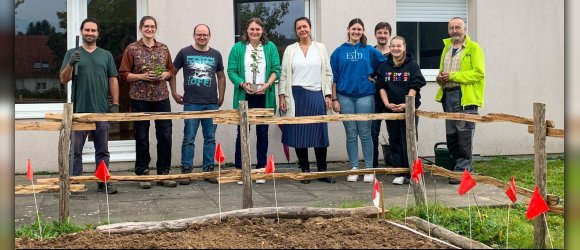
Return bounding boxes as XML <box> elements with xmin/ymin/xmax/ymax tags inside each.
<box><xmin>139</xmin><ymin>171</ymin><xmax>152</xmax><ymax>189</ymax></box>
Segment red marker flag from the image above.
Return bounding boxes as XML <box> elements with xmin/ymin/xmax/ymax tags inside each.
<box><xmin>26</xmin><ymin>159</ymin><xmax>33</xmax><ymax>181</ymax></box>
<box><xmin>458</xmin><ymin>169</ymin><xmax>476</xmax><ymax>196</ymax></box>
<box><xmin>94</xmin><ymin>160</ymin><xmax>111</xmax><ymax>182</ymax></box>
<box><xmin>214</xmin><ymin>143</ymin><xmax>225</xmax><ymax>164</ymax></box>
<box><xmin>526</xmin><ymin>186</ymin><xmax>550</xmax><ymax>220</ymax></box>
<box><xmin>265</xmin><ymin>155</ymin><xmax>275</xmax><ymax>174</ymax></box>
<box><xmin>505</xmin><ymin>176</ymin><xmax>518</xmax><ymax>203</ymax></box>
<box><xmin>372</xmin><ymin>178</ymin><xmax>380</xmax><ymax>208</ymax></box>
<box><xmin>26</xmin><ymin>159</ymin><xmax>34</xmax><ymax>181</ymax></box>
<box><xmin>410</xmin><ymin>159</ymin><xmax>424</xmax><ymax>183</ymax></box>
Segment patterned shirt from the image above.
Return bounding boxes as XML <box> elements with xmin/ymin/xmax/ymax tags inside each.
<box><xmin>441</xmin><ymin>41</ymin><xmax>465</xmax><ymax>89</ymax></box>
<box><xmin>119</xmin><ymin>39</ymin><xmax>175</xmax><ymax>101</ymax></box>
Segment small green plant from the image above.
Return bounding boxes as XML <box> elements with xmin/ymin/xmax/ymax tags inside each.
<box><xmin>16</xmin><ymin>215</ymin><xmax>91</xmax><ymax>239</ymax></box>
<box><xmin>249</xmin><ymin>46</ymin><xmax>263</xmax><ymax>84</ymax></box>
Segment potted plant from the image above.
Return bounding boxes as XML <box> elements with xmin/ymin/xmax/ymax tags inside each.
<box><xmin>248</xmin><ymin>46</ymin><xmax>263</xmax><ymax>93</ymax></box>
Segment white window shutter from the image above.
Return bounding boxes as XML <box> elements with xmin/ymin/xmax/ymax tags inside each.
<box><xmin>397</xmin><ymin>0</ymin><xmax>467</xmax><ymax>22</ymax></box>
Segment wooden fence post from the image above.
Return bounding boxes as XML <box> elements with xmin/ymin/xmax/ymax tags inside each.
<box><xmin>405</xmin><ymin>96</ymin><xmax>426</xmax><ymax>206</ymax></box>
<box><xmin>239</xmin><ymin>101</ymin><xmax>253</xmax><ymax>208</ymax></box>
<box><xmin>58</xmin><ymin>103</ymin><xmax>72</xmax><ymax>222</ymax></box>
<box><xmin>533</xmin><ymin>103</ymin><xmax>548</xmax><ymax>248</ymax></box>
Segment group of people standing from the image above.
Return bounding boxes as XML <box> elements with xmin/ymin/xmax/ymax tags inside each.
<box><xmin>60</xmin><ymin>15</ymin><xmax>484</xmax><ymax>194</ymax></box>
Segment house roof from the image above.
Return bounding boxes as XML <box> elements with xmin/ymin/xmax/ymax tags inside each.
<box><xmin>15</xmin><ymin>35</ymin><xmax>58</xmax><ymax>78</ymax></box>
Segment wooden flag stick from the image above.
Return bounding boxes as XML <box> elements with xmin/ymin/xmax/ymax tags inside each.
<box><xmin>379</xmin><ymin>181</ymin><xmax>385</xmax><ymax>219</ymax></box>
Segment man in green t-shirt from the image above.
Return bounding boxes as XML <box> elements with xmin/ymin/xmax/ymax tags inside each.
<box><xmin>59</xmin><ymin>18</ymin><xmax>119</xmax><ymax>194</ymax></box>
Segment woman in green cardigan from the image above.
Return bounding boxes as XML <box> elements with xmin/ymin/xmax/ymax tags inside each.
<box><xmin>227</xmin><ymin>18</ymin><xmax>280</xmax><ymax>184</ymax></box>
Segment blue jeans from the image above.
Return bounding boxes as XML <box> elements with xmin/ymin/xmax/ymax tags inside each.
<box><xmin>71</xmin><ymin>121</ymin><xmax>110</xmax><ymax>176</ymax></box>
<box><xmin>338</xmin><ymin>94</ymin><xmax>374</xmax><ymax>169</ymax></box>
<box><xmin>131</xmin><ymin>99</ymin><xmax>172</xmax><ymax>175</ymax></box>
<box><xmin>181</xmin><ymin>103</ymin><xmax>218</xmax><ymax>172</ymax></box>
<box><xmin>235</xmin><ymin>94</ymin><xmax>268</xmax><ymax>169</ymax></box>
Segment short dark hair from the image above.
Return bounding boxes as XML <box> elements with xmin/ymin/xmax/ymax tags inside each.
<box><xmin>80</xmin><ymin>17</ymin><xmax>99</xmax><ymax>32</ymax></box>
<box><xmin>193</xmin><ymin>24</ymin><xmax>211</xmax><ymax>35</ymax></box>
<box><xmin>374</xmin><ymin>22</ymin><xmax>392</xmax><ymax>35</ymax></box>
<box><xmin>241</xmin><ymin>18</ymin><xmax>269</xmax><ymax>45</ymax></box>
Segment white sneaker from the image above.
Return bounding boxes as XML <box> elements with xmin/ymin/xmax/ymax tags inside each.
<box><xmin>392</xmin><ymin>176</ymin><xmax>407</xmax><ymax>185</ymax></box>
<box><xmin>237</xmin><ymin>181</ymin><xmax>243</xmax><ymax>185</ymax></box>
<box><xmin>255</xmin><ymin>179</ymin><xmax>266</xmax><ymax>184</ymax></box>
<box><xmin>347</xmin><ymin>167</ymin><xmax>358</xmax><ymax>182</ymax></box>
<box><xmin>363</xmin><ymin>174</ymin><xmax>375</xmax><ymax>183</ymax></box>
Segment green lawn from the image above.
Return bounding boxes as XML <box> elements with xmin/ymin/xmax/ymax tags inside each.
<box><xmin>386</xmin><ymin>156</ymin><xmax>565</xmax><ymax>249</ymax></box>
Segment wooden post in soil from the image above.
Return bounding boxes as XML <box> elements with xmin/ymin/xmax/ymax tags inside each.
<box><xmin>405</xmin><ymin>96</ymin><xmax>426</xmax><ymax>206</ymax></box>
<box><xmin>58</xmin><ymin>103</ymin><xmax>72</xmax><ymax>222</ymax></box>
<box><xmin>239</xmin><ymin>101</ymin><xmax>253</xmax><ymax>208</ymax></box>
<box><xmin>533</xmin><ymin>103</ymin><xmax>548</xmax><ymax>248</ymax></box>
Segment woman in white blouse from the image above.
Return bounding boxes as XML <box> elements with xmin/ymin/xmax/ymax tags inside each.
<box><xmin>279</xmin><ymin>17</ymin><xmax>335</xmax><ymax>184</ymax></box>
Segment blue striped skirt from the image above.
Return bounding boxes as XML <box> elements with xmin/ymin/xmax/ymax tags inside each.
<box><xmin>282</xmin><ymin>86</ymin><xmax>329</xmax><ymax>148</ymax></box>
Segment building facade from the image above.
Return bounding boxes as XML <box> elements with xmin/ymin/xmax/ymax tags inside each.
<box><xmin>14</xmin><ymin>0</ymin><xmax>564</xmax><ymax>173</ymax></box>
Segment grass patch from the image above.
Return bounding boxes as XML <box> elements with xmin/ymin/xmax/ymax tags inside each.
<box><xmin>474</xmin><ymin>156</ymin><xmax>564</xmax><ymax>201</ymax></box>
<box><xmin>338</xmin><ymin>200</ymin><xmax>364</xmax><ymax>208</ymax></box>
<box><xmin>16</xmin><ymin>216</ymin><xmax>93</xmax><ymax>239</ymax></box>
<box><xmin>386</xmin><ymin>203</ymin><xmax>564</xmax><ymax>249</ymax></box>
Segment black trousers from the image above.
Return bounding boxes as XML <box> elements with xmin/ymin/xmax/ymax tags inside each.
<box><xmin>295</xmin><ymin>147</ymin><xmax>327</xmax><ymax>172</ymax></box>
<box><xmin>386</xmin><ymin>115</ymin><xmax>418</xmax><ymax>177</ymax></box>
<box><xmin>131</xmin><ymin>98</ymin><xmax>172</xmax><ymax>175</ymax></box>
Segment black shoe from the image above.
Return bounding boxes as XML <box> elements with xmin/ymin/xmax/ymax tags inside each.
<box><xmin>318</xmin><ymin>177</ymin><xmax>336</xmax><ymax>184</ymax></box>
<box><xmin>300</xmin><ymin>180</ymin><xmax>311</xmax><ymax>184</ymax></box>
<box><xmin>448</xmin><ymin>178</ymin><xmax>461</xmax><ymax>185</ymax></box>
<box><xmin>179</xmin><ymin>169</ymin><xmax>192</xmax><ymax>185</ymax></box>
<box><xmin>97</xmin><ymin>182</ymin><xmax>118</xmax><ymax>194</ymax></box>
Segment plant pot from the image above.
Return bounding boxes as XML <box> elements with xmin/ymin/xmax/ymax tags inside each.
<box><xmin>248</xmin><ymin>83</ymin><xmax>263</xmax><ymax>93</ymax></box>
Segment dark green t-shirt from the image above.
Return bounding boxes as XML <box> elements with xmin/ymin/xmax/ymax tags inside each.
<box><xmin>60</xmin><ymin>47</ymin><xmax>118</xmax><ymax>113</ymax></box>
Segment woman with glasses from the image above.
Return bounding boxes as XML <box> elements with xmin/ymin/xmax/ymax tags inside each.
<box><xmin>119</xmin><ymin>16</ymin><xmax>176</xmax><ymax>189</ymax></box>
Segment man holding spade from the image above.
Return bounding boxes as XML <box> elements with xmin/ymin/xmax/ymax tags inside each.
<box><xmin>59</xmin><ymin>17</ymin><xmax>120</xmax><ymax>194</ymax></box>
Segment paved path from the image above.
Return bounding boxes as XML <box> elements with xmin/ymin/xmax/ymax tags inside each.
<box><xmin>14</xmin><ymin>162</ymin><xmax>511</xmax><ymax>228</ymax></box>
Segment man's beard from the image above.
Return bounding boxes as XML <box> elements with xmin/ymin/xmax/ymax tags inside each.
<box><xmin>451</xmin><ymin>34</ymin><xmax>464</xmax><ymax>42</ymax></box>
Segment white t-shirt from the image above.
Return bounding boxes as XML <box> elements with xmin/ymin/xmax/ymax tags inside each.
<box><xmin>244</xmin><ymin>43</ymin><xmax>266</xmax><ymax>84</ymax></box>
<box><xmin>291</xmin><ymin>45</ymin><xmax>322</xmax><ymax>91</ymax></box>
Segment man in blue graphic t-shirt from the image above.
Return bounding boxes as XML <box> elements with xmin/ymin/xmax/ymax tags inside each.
<box><xmin>169</xmin><ymin>24</ymin><xmax>226</xmax><ymax>184</ymax></box>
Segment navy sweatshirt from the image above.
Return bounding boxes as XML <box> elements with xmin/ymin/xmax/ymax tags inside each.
<box><xmin>330</xmin><ymin>42</ymin><xmax>386</xmax><ymax>97</ymax></box>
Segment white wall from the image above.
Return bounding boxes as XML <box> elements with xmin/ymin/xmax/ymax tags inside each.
<box><xmin>14</xmin><ymin>0</ymin><xmax>564</xmax><ymax>173</ymax></box>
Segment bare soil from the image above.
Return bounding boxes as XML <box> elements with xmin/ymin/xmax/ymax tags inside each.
<box><xmin>16</xmin><ymin>217</ymin><xmax>453</xmax><ymax>249</ymax></box>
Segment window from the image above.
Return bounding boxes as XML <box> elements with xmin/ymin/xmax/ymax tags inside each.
<box><xmin>234</xmin><ymin>0</ymin><xmax>312</xmax><ymax>59</ymax></box>
<box><xmin>36</xmin><ymin>82</ymin><xmax>47</xmax><ymax>91</ymax></box>
<box><xmin>15</xmin><ymin>0</ymin><xmax>67</xmax><ymax>104</ymax></box>
<box><xmin>396</xmin><ymin>0</ymin><xmax>467</xmax><ymax>80</ymax></box>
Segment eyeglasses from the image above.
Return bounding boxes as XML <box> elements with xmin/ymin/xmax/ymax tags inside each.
<box><xmin>142</xmin><ymin>25</ymin><xmax>156</xmax><ymax>29</ymax></box>
<box><xmin>448</xmin><ymin>26</ymin><xmax>464</xmax><ymax>31</ymax></box>
<box><xmin>195</xmin><ymin>34</ymin><xmax>210</xmax><ymax>38</ymax></box>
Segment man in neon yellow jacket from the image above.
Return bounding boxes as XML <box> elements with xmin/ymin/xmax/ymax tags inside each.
<box><xmin>435</xmin><ymin>17</ymin><xmax>485</xmax><ymax>184</ymax></box>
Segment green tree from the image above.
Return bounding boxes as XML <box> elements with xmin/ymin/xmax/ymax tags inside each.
<box><xmin>25</xmin><ymin>20</ymin><xmax>55</xmax><ymax>35</ymax></box>
<box><xmin>238</xmin><ymin>1</ymin><xmax>290</xmax><ymax>57</ymax></box>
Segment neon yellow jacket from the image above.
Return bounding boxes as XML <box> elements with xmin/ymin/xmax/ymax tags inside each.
<box><xmin>435</xmin><ymin>35</ymin><xmax>485</xmax><ymax>107</ymax></box>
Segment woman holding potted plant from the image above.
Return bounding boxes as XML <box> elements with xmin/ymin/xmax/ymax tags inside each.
<box><xmin>119</xmin><ymin>16</ymin><xmax>176</xmax><ymax>189</ymax></box>
<box><xmin>227</xmin><ymin>18</ymin><xmax>280</xmax><ymax>184</ymax></box>
<box><xmin>279</xmin><ymin>17</ymin><xmax>335</xmax><ymax>184</ymax></box>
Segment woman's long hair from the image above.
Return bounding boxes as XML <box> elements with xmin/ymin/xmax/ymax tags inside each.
<box><xmin>346</xmin><ymin>18</ymin><xmax>367</xmax><ymax>46</ymax></box>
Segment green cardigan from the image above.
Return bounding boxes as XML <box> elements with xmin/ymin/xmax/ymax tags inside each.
<box><xmin>435</xmin><ymin>35</ymin><xmax>485</xmax><ymax>107</ymax></box>
<box><xmin>227</xmin><ymin>41</ymin><xmax>281</xmax><ymax>109</ymax></box>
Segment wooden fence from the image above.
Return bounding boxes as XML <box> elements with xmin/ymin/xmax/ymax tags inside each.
<box><xmin>16</xmin><ymin>97</ymin><xmax>563</xmax><ymax>248</ymax></box>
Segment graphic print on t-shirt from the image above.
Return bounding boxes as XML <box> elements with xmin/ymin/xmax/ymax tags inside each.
<box><xmin>186</xmin><ymin>55</ymin><xmax>215</xmax><ymax>87</ymax></box>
